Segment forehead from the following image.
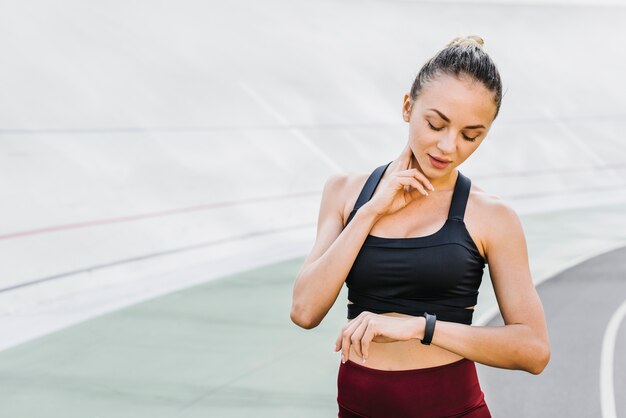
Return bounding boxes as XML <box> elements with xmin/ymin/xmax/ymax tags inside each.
<box><xmin>417</xmin><ymin>73</ymin><xmax>496</xmax><ymax>123</ymax></box>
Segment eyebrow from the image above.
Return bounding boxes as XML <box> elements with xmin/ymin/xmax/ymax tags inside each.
<box><xmin>428</xmin><ymin>108</ymin><xmax>485</xmax><ymax>129</ymax></box>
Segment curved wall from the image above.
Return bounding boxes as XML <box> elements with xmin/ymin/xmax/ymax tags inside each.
<box><xmin>1</xmin><ymin>0</ymin><xmax>625</xmax><ymax>348</ymax></box>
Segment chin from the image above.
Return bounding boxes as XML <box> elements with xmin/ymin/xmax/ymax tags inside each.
<box><xmin>421</xmin><ymin>164</ymin><xmax>444</xmax><ymax>177</ymax></box>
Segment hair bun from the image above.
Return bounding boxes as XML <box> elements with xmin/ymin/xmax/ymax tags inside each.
<box><xmin>446</xmin><ymin>35</ymin><xmax>484</xmax><ymax>49</ymax></box>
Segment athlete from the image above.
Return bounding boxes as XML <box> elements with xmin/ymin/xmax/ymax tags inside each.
<box><xmin>291</xmin><ymin>35</ymin><xmax>550</xmax><ymax>417</ymax></box>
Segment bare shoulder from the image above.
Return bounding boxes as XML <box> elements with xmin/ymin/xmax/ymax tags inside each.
<box><xmin>320</xmin><ymin>170</ymin><xmax>370</xmax><ymax>226</ymax></box>
<box><xmin>300</xmin><ymin>170</ymin><xmax>370</xmax><ymax>268</ymax></box>
<box><xmin>466</xmin><ymin>182</ymin><xmax>525</xmax><ymax>264</ymax></box>
<box><xmin>475</xmin><ymin>181</ymin><xmax>519</xmax><ymax>213</ymax></box>
<box><xmin>333</xmin><ymin>170</ymin><xmax>370</xmax><ymax>227</ymax></box>
<box><xmin>469</xmin><ymin>182</ymin><xmax>516</xmax><ymax>214</ymax></box>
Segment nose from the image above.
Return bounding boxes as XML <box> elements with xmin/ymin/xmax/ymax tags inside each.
<box><xmin>437</xmin><ymin>130</ymin><xmax>456</xmax><ymax>154</ymax></box>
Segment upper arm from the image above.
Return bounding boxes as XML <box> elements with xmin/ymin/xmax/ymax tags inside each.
<box><xmin>298</xmin><ymin>173</ymin><xmax>349</xmax><ymax>275</ymax></box>
<box><xmin>483</xmin><ymin>199</ymin><xmax>547</xmax><ymax>332</ymax></box>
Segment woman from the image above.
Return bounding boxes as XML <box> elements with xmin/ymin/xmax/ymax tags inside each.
<box><xmin>291</xmin><ymin>35</ymin><xmax>550</xmax><ymax>418</ymax></box>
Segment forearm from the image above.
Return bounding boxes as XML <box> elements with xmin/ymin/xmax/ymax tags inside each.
<box><xmin>292</xmin><ymin>204</ymin><xmax>381</xmax><ymax>328</ymax></box>
<box><xmin>412</xmin><ymin>318</ymin><xmax>550</xmax><ymax>374</ymax></box>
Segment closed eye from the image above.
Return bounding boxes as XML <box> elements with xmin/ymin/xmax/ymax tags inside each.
<box><xmin>429</xmin><ymin>120</ymin><xmax>478</xmax><ymax>142</ymax></box>
<box><xmin>427</xmin><ymin>121</ymin><xmax>443</xmax><ymax>131</ymax></box>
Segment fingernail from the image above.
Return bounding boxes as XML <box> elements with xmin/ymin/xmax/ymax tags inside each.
<box><xmin>430</xmin><ymin>185</ymin><xmax>435</xmax><ymax>191</ymax></box>
<box><xmin>341</xmin><ymin>354</ymin><xmax>346</xmax><ymax>363</ymax></box>
<box><xmin>362</xmin><ymin>357</ymin><xmax>366</xmax><ymax>364</ymax></box>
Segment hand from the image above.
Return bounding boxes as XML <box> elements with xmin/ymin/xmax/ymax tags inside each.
<box><xmin>333</xmin><ymin>311</ymin><xmax>424</xmax><ymax>363</ymax></box>
<box><xmin>365</xmin><ymin>144</ymin><xmax>435</xmax><ymax>217</ymax></box>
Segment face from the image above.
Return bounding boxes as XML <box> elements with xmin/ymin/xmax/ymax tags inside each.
<box><xmin>402</xmin><ymin>73</ymin><xmax>497</xmax><ymax>181</ymax></box>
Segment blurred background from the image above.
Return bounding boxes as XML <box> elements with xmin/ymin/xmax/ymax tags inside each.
<box><xmin>1</xmin><ymin>0</ymin><xmax>625</xmax><ymax>417</ymax></box>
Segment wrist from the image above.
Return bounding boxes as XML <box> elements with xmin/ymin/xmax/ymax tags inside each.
<box><xmin>412</xmin><ymin>316</ymin><xmax>426</xmax><ymax>340</ymax></box>
<box><xmin>359</xmin><ymin>202</ymin><xmax>384</xmax><ymax>223</ymax></box>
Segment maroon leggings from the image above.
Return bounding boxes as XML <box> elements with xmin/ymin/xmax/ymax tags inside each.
<box><xmin>337</xmin><ymin>357</ymin><xmax>491</xmax><ymax>418</ymax></box>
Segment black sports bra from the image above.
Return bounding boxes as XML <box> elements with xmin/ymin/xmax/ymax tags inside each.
<box><xmin>343</xmin><ymin>161</ymin><xmax>486</xmax><ymax>325</ymax></box>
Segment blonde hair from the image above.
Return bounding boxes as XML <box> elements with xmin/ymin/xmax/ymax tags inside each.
<box><xmin>446</xmin><ymin>34</ymin><xmax>485</xmax><ymax>49</ymax></box>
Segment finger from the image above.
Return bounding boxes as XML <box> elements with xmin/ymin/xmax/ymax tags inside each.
<box><xmin>396</xmin><ymin>169</ymin><xmax>435</xmax><ymax>191</ymax></box>
<box><xmin>395</xmin><ymin>144</ymin><xmax>413</xmax><ymax>173</ymax></box>
<box><xmin>341</xmin><ymin>328</ymin><xmax>352</xmax><ymax>363</ymax></box>
<box><xmin>351</xmin><ymin>320</ymin><xmax>369</xmax><ymax>359</ymax></box>
<box><xmin>335</xmin><ymin>329</ymin><xmax>343</xmax><ymax>351</ymax></box>
<box><xmin>341</xmin><ymin>314</ymin><xmax>367</xmax><ymax>361</ymax></box>
<box><xmin>335</xmin><ymin>316</ymin><xmax>358</xmax><ymax>351</ymax></box>
<box><xmin>397</xmin><ymin>177</ymin><xmax>429</xmax><ymax>196</ymax></box>
<box><xmin>413</xmin><ymin>169</ymin><xmax>436</xmax><ymax>191</ymax></box>
<box><xmin>404</xmin><ymin>146</ymin><xmax>412</xmax><ymax>171</ymax></box>
<box><xmin>361</xmin><ymin>327</ymin><xmax>375</xmax><ymax>361</ymax></box>
<box><xmin>340</xmin><ymin>321</ymin><xmax>359</xmax><ymax>361</ymax></box>
<box><xmin>398</xmin><ymin>177</ymin><xmax>428</xmax><ymax>196</ymax></box>
<box><xmin>335</xmin><ymin>318</ymin><xmax>356</xmax><ymax>351</ymax></box>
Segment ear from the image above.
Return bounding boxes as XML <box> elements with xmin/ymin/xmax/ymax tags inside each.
<box><xmin>402</xmin><ymin>94</ymin><xmax>412</xmax><ymax>122</ymax></box>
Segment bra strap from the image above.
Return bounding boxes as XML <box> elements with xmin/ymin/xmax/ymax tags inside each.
<box><xmin>447</xmin><ymin>170</ymin><xmax>471</xmax><ymax>222</ymax></box>
<box><xmin>344</xmin><ymin>160</ymin><xmax>393</xmax><ymax>227</ymax></box>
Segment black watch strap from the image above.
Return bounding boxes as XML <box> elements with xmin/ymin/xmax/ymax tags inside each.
<box><xmin>421</xmin><ymin>312</ymin><xmax>437</xmax><ymax>345</ymax></box>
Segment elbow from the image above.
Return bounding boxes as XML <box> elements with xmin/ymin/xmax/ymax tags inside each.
<box><xmin>290</xmin><ymin>304</ymin><xmax>322</xmax><ymax>330</ymax></box>
<box><xmin>525</xmin><ymin>342</ymin><xmax>551</xmax><ymax>375</ymax></box>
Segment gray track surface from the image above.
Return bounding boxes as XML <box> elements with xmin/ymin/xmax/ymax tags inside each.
<box><xmin>478</xmin><ymin>246</ymin><xmax>626</xmax><ymax>418</ymax></box>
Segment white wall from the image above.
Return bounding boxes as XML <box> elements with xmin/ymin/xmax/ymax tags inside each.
<box><xmin>1</xmin><ymin>0</ymin><xmax>625</xmax><ymax>349</ymax></box>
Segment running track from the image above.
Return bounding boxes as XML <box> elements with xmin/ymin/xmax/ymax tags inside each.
<box><xmin>478</xmin><ymin>245</ymin><xmax>626</xmax><ymax>418</ymax></box>
<box><xmin>1</xmin><ymin>246</ymin><xmax>624</xmax><ymax>417</ymax></box>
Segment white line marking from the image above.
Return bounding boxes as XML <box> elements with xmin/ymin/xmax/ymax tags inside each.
<box><xmin>475</xmin><ymin>255</ymin><xmax>626</xmax><ymax>416</ymax></box>
<box><xmin>601</xmin><ymin>298</ymin><xmax>626</xmax><ymax>418</ymax></box>
<box><xmin>238</xmin><ymin>81</ymin><xmax>344</xmax><ymax>173</ymax></box>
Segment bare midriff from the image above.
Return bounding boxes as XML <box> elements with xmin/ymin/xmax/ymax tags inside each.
<box><xmin>345</xmin><ymin>301</ymin><xmax>472</xmax><ymax>371</ymax></box>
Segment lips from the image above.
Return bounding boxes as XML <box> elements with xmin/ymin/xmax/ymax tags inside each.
<box><xmin>428</xmin><ymin>154</ymin><xmax>451</xmax><ymax>169</ymax></box>
<box><xmin>429</xmin><ymin>154</ymin><xmax>452</xmax><ymax>163</ymax></box>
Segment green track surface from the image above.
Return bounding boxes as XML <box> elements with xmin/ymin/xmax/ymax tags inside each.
<box><xmin>0</xmin><ymin>258</ymin><xmax>346</xmax><ymax>418</ymax></box>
